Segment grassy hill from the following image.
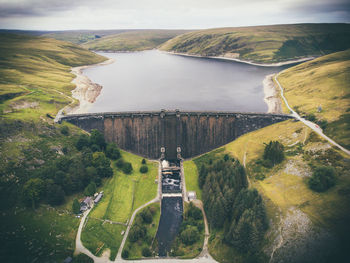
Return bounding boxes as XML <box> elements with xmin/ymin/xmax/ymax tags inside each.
<box><xmin>160</xmin><ymin>23</ymin><xmax>350</xmax><ymax>63</ymax></box>
<box><xmin>81</xmin><ymin>30</ymin><xmax>190</xmax><ymax>51</ymax></box>
<box><xmin>184</xmin><ymin>120</ymin><xmax>350</xmax><ymax>262</ymax></box>
<box><xmin>277</xmin><ymin>49</ymin><xmax>350</xmax><ymax>148</ymax></box>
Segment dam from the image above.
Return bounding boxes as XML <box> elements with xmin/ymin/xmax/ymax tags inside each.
<box><xmin>60</xmin><ymin>110</ymin><xmax>292</xmax><ymax>159</ymax></box>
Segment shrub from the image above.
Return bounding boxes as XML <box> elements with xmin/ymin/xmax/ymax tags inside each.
<box><xmin>139</xmin><ymin>165</ymin><xmax>148</xmax><ymax>173</ymax></box>
<box><xmin>306</xmin><ymin>113</ymin><xmax>316</xmax><ymax>122</ymax></box>
<box><xmin>60</xmin><ymin>126</ymin><xmax>69</xmax><ymax>136</ymax></box>
<box><xmin>116</xmin><ymin>159</ymin><xmax>124</xmax><ymax>168</ymax></box>
<box><xmin>308</xmin><ymin>166</ymin><xmax>336</xmax><ymax>192</ymax></box>
<box><xmin>76</xmin><ymin>134</ymin><xmax>89</xmax><ymax>151</ymax></box>
<box><xmin>263</xmin><ymin>141</ymin><xmax>284</xmax><ymax>166</ymax></box>
<box><xmin>129</xmin><ymin>224</ymin><xmax>146</xmax><ymax>242</ymax></box>
<box><xmin>141</xmin><ymin>158</ymin><xmax>146</xmax><ymax>164</ymax></box>
<box><xmin>122</xmin><ymin>249</ymin><xmax>129</xmax><ymax>259</ymax></box>
<box><xmin>122</xmin><ymin>162</ymin><xmax>133</xmax><ymax>174</ymax></box>
<box><xmin>142</xmin><ymin>247</ymin><xmax>152</xmax><ymax>257</ymax></box>
<box><xmin>224</xmin><ymin>154</ymin><xmax>230</xmax><ymax>161</ymax></box>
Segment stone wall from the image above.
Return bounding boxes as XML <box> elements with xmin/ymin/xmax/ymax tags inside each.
<box><xmin>60</xmin><ymin>111</ymin><xmax>292</xmax><ymax>159</ymax></box>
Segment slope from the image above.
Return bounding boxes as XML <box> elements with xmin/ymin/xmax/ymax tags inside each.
<box><xmin>160</xmin><ymin>23</ymin><xmax>350</xmax><ymax>64</ymax></box>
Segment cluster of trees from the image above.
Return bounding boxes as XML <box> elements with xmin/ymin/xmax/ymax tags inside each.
<box><xmin>196</xmin><ymin>153</ymin><xmax>268</xmax><ymax>254</ymax></box>
<box><xmin>179</xmin><ymin>203</ymin><xmax>203</xmax><ymax>245</ymax></box>
<box><xmin>308</xmin><ymin>166</ymin><xmax>336</xmax><ymax>192</ymax></box>
<box><xmin>116</xmin><ymin>159</ymin><xmax>133</xmax><ymax>174</ymax></box>
<box><xmin>123</xmin><ymin>206</ymin><xmax>157</xmax><ymax>258</ymax></box>
<box><xmin>139</xmin><ymin>159</ymin><xmax>148</xmax><ymax>174</ymax></box>
<box><xmin>21</xmin><ymin>129</ymin><xmax>116</xmax><ymax>209</ymax></box>
<box><xmin>263</xmin><ymin>140</ymin><xmax>285</xmax><ymax>167</ymax></box>
<box><xmin>171</xmin><ymin>202</ymin><xmax>203</xmax><ymax>257</ymax></box>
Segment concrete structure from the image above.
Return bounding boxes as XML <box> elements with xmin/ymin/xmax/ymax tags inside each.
<box><xmin>188</xmin><ymin>191</ymin><xmax>197</xmax><ymax>201</ymax></box>
<box><xmin>60</xmin><ymin>110</ymin><xmax>292</xmax><ymax>159</ymax></box>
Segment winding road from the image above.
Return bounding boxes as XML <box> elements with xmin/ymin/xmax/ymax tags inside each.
<box><xmin>274</xmin><ymin>72</ymin><xmax>350</xmax><ymax>156</ymax></box>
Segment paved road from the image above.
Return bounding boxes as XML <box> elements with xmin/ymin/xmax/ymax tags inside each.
<box><xmin>274</xmin><ymin>73</ymin><xmax>350</xmax><ymax>156</ymax></box>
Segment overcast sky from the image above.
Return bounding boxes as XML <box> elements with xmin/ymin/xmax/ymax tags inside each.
<box><xmin>0</xmin><ymin>0</ymin><xmax>349</xmax><ymax>30</ymax></box>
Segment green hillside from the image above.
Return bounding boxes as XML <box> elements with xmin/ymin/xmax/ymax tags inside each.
<box><xmin>277</xmin><ymin>49</ymin><xmax>350</xmax><ymax>148</ymax></box>
<box><xmin>160</xmin><ymin>23</ymin><xmax>350</xmax><ymax>63</ymax></box>
<box><xmin>82</xmin><ymin>30</ymin><xmax>190</xmax><ymax>51</ymax></box>
<box><xmin>0</xmin><ymin>33</ymin><xmax>106</xmax><ymax>262</ymax></box>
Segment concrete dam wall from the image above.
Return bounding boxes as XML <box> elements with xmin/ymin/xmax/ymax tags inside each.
<box><xmin>61</xmin><ymin>110</ymin><xmax>292</xmax><ymax>159</ymax></box>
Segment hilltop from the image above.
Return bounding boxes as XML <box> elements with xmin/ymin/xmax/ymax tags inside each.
<box><xmin>160</xmin><ymin>23</ymin><xmax>350</xmax><ymax>64</ymax></box>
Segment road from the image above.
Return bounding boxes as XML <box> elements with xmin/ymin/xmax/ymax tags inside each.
<box><xmin>274</xmin><ymin>73</ymin><xmax>350</xmax><ymax>156</ymax></box>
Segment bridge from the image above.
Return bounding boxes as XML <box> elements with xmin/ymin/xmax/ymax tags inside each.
<box><xmin>60</xmin><ymin>110</ymin><xmax>292</xmax><ymax>159</ymax></box>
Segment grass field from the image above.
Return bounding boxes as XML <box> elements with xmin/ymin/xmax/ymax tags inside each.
<box><xmin>81</xmin><ymin>218</ymin><xmax>125</xmax><ymax>260</ymax></box>
<box><xmin>123</xmin><ymin>202</ymin><xmax>161</xmax><ymax>259</ymax></box>
<box><xmin>277</xmin><ymin>49</ymin><xmax>350</xmax><ymax>148</ymax></box>
<box><xmin>89</xmin><ymin>151</ymin><xmax>158</xmax><ymax>223</ymax></box>
<box><xmin>160</xmin><ymin>23</ymin><xmax>350</xmax><ymax>63</ymax></box>
<box><xmin>183</xmin><ymin>161</ymin><xmax>202</xmax><ymax>200</ymax></box>
<box><xmin>82</xmin><ymin>30</ymin><xmax>189</xmax><ymax>52</ymax></box>
<box><xmin>81</xmin><ymin>151</ymin><xmax>158</xmax><ymax>258</ymax></box>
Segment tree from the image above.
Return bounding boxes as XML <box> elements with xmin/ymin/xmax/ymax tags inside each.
<box><xmin>76</xmin><ymin>134</ymin><xmax>90</xmax><ymax>151</ymax></box>
<box><xmin>180</xmin><ymin>226</ymin><xmax>199</xmax><ymax>245</ymax></box>
<box><xmin>92</xmin><ymin>152</ymin><xmax>113</xmax><ymax>178</ymax></box>
<box><xmin>140</xmin><ymin>208</ymin><xmax>153</xmax><ymax>224</ymax></box>
<box><xmin>139</xmin><ymin>165</ymin><xmax>148</xmax><ymax>173</ymax></box>
<box><xmin>122</xmin><ymin>162</ymin><xmax>133</xmax><ymax>174</ymax></box>
<box><xmin>141</xmin><ymin>159</ymin><xmax>146</xmax><ymax>165</ymax></box>
<box><xmin>45</xmin><ymin>180</ymin><xmax>65</xmax><ymax>206</ymax></box>
<box><xmin>72</xmin><ymin>198</ymin><xmax>80</xmax><ymax>214</ymax></box>
<box><xmin>263</xmin><ymin>141</ymin><xmax>284</xmax><ymax>166</ymax></box>
<box><xmin>142</xmin><ymin>247</ymin><xmax>152</xmax><ymax>257</ymax></box>
<box><xmin>198</xmin><ymin>164</ymin><xmax>208</xmax><ymax>188</ymax></box>
<box><xmin>22</xmin><ymin>178</ymin><xmax>44</xmax><ymax>209</ymax></box>
<box><xmin>90</xmin><ymin>129</ymin><xmax>106</xmax><ymax>150</ymax></box>
<box><xmin>129</xmin><ymin>224</ymin><xmax>146</xmax><ymax>242</ymax></box>
<box><xmin>308</xmin><ymin>166</ymin><xmax>336</xmax><ymax>192</ymax></box>
<box><xmin>122</xmin><ymin>249</ymin><xmax>129</xmax><ymax>259</ymax></box>
<box><xmin>84</xmin><ymin>182</ymin><xmax>96</xmax><ymax>196</ymax></box>
<box><xmin>106</xmin><ymin>143</ymin><xmax>121</xmax><ymax>160</ymax></box>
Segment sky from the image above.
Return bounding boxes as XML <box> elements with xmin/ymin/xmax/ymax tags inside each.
<box><xmin>0</xmin><ymin>0</ymin><xmax>349</xmax><ymax>30</ymax></box>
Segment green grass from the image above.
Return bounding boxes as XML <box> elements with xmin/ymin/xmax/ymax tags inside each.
<box><xmin>90</xmin><ymin>151</ymin><xmax>158</xmax><ymax>224</ymax></box>
<box><xmin>0</xmin><ymin>206</ymin><xmax>79</xmax><ymax>262</ymax></box>
<box><xmin>82</xmin><ymin>30</ymin><xmax>190</xmax><ymax>51</ymax></box>
<box><xmin>183</xmin><ymin>161</ymin><xmax>202</xmax><ymax>200</ymax></box>
<box><xmin>81</xmin><ymin>218</ymin><xmax>125</xmax><ymax>260</ymax></box>
<box><xmin>123</xmin><ymin>202</ymin><xmax>161</xmax><ymax>259</ymax></box>
<box><xmin>278</xmin><ymin>49</ymin><xmax>350</xmax><ymax>148</ymax></box>
<box><xmin>160</xmin><ymin>23</ymin><xmax>350</xmax><ymax>63</ymax></box>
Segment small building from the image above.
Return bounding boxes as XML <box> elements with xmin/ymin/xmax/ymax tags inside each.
<box><xmin>80</xmin><ymin>196</ymin><xmax>93</xmax><ymax>212</ymax></box>
<box><xmin>188</xmin><ymin>191</ymin><xmax>197</xmax><ymax>201</ymax></box>
<box><xmin>94</xmin><ymin>192</ymin><xmax>103</xmax><ymax>204</ymax></box>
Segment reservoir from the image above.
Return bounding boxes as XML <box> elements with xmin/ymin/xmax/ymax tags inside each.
<box><xmin>83</xmin><ymin>50</ymin><xmax>292</xmax><ymax>113</ymax></box>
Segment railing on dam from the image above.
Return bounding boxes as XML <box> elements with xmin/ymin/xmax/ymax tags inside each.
<box><xmin>60</xmin><ymin>110</ymin><xmax>293</xmax><ymax>159</ymax></box>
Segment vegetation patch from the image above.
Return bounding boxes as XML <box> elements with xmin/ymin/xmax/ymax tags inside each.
<box><xmin>81</xmin><ymin>218</ymin><xmax>125</xmax><ymax>260</ymax></box>
<box><xmin>170</xmin><ymin>202</ymin><xmax>204</xmax><ymax>258</ymax></box>
<box><xmin>122</xmin><ymin>203</ymin><xmax>160</xmax><ymax>259</ymax></box>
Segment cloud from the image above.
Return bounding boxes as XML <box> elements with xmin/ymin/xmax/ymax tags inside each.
<box><xmin>0</xmin><ymin>0</ymin><xmax>348</xmax><ymax>30</ymax></box>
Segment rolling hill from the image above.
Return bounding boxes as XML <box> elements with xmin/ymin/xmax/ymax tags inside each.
<box><xmin>81</xmin><ymin>29</ymin><xmax>190</xmax><ymax>51</ymax></box>
<box><xmin>160</xmin><ymin>23</ymin><xmax>350</xmax><ymax>64</ymax></box>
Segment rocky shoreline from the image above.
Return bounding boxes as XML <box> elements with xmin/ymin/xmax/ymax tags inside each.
<box><xmin>69</xmin><ymin>58</ymin><xmax>115</xmax><ymax>114</ymax></box>
<box><xmin>263</xmin><ymin>74</ymin><xmax>282</xmax><ymax>114</ymax></box>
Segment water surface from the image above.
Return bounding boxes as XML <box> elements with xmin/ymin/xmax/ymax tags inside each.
<box><xmin>84</xmin><ymin>50</ymin><xmax>292</xmax><ymax>112</ymax></box>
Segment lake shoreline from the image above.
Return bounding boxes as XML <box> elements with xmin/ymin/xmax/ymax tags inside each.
<box><xmin>163</xmin><ymin>51</ymin><xmax>315</xmax><ymax>67</ymax></box>
<box><xmin>68</xmin><ymin>58</ymin><xmax>115</xmax><ymax>114</ymax></box>
<box><xmin>263</xmin><ymin>74</ymin><xmax>282</xmax><ymax>114</ymax></box>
